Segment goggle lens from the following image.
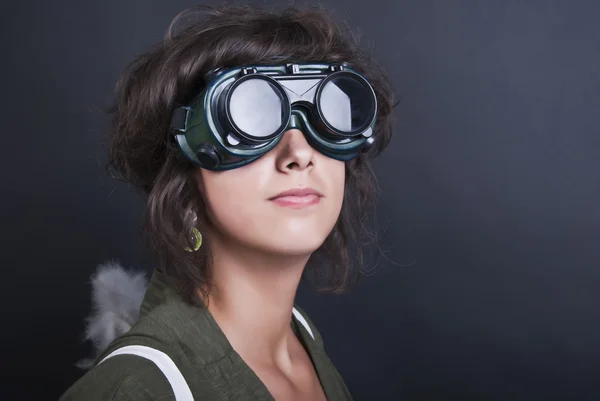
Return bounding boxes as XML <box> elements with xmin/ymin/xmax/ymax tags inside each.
<box><xmin>228</xmin><ymin>78</ymin><xmax>286</xmax><ymax>138</ymax></box>
<box><xmin>318</xmin><ymin>75</ymin><xmax>375</xmax><ymax>133</ymax></box>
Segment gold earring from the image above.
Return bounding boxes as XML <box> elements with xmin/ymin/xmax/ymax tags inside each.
<box><xmin>184</xmin><ymin>227</ymin><xmax>202</xmax><ymax>252</ymax></box>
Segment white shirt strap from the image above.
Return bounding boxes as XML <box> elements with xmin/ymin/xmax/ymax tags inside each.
<box><xmin>98</xmin><ymin>345</ymin><xmax>194</xmax><ymax>401</ymax></box>
<box><xmin>292</xmin><ymin>307</ymin><xmax>315</xmax><ymax>340</ymax></box>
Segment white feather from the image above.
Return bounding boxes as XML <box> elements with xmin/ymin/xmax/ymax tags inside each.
<box><xmin>76</xmin><ymin>261</ymin><xmax>148</xmax><ymax>369</ymax></box>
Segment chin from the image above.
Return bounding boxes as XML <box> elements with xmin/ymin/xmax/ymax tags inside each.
<box><xmin>264</xmin><ymin>235</ymin><xmax>328</xmax><ymax>257</ymax></box>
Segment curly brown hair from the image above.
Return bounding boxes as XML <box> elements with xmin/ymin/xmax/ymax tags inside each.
<box><xmin>105</xmin><ymin>4</ymin><xmax>396</xmax><ymax>304</ymax></box>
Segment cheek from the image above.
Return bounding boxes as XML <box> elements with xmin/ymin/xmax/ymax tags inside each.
<box><xmin>198</xmin><ymin>167</ymin><xmax>267</xmax><ymax>234</ymax></box>
<box><xmin>329</xmin><ymin>161</ymin><xmax>346</xmax><ymax>212</ymax></box>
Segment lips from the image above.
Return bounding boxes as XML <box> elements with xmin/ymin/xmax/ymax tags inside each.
<box><xmin>268</xmin><ymin>188</ymin><xmax>323</xmax><ymax>208</ymax></box>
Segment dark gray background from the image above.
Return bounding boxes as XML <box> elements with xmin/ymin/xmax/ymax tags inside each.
<box><xmin>2</xmin><ymin>1</ymin><xmax>599</xmax><ymax>400</ymax></box>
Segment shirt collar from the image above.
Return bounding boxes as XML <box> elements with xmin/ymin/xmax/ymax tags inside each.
<box><xmin>139</xmin><ymin>268</ymin><xmax>182</xmax><ymax>317</ymax></box>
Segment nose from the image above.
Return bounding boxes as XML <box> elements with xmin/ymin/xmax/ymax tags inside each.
<box><xmin>274</xmin><ymin>129</ymin><xmax>315</xmax><ymax>172</ymax></box>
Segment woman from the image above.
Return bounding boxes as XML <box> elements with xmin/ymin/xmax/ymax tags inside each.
<box><xmin>60</xmin><ymin>4</ymin><xmax>394</xmax><ymax>401</ymax></box>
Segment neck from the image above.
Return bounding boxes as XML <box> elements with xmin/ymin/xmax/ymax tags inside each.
<box><xmin>198</xmin><ymin>230</ymin><xmax>310</xmax><ymax>363</ymax></box>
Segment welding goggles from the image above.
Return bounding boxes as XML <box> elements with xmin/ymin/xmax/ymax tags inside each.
<box><xmin>170</xmin><ymin>62</ymin><xmax>377</xmax><ymax>170</ymax></box>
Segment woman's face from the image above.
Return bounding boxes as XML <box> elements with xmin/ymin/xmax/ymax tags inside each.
<box><xmin>195</xmin><ymin>129</ymin><xmax>345</xmax><ymax>257</ymax></box>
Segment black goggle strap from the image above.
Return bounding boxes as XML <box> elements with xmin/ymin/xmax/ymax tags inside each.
<box><xmin>170</xmin><ymin>106</ymin><xmax>191</xmax><ymax>133</ymax></box>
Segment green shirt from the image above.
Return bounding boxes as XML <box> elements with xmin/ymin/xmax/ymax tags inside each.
<box><xmin>59</xmin><ymin>269</ymin><xmax>353</xmax><ymax>400</ymax></box>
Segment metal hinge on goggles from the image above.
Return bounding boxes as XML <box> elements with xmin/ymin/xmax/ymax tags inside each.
<box><xmin>170</xmin><ymin>62</ymin><xmax>377</xmax><ymax>170</ymax></box>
